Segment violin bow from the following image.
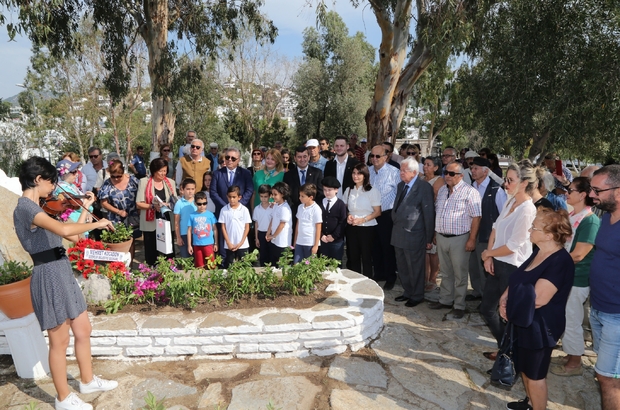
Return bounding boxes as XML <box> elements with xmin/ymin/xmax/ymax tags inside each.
<box><xmin>53</xmin><ymin>183</ymin><xmax>101</xmax><ymax>222</ymax></box>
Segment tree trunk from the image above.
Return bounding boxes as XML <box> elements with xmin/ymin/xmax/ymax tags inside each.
<box><xmin>142</xmin><ymin>0</ymin><xmax>175</xmax><ymax>152</ymax></box>
<box><xmin>527</xmin><ymin>129</ymin><xmax>551</xmax><ymax>162</ymax></box>
<box><xmin>365</xmin><ymin>1</ymin><xmax>433</xmax><ymax>147</ymax></box>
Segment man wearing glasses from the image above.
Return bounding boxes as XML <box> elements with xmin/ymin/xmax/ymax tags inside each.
<box><xmin>176</xmin><ymin>139</ymin><xmax>212</xmax><ymax>191</ymax></box>
<box><xmin>178</xmin><ymin>130</ymin><xmax>198</xmax><ymax>159</ymax></box>
<box><xmin>207</xmin><ymin>142</ymin><xmax>219</xmax><ymax>165</ymax></box>
<box><xmin>588</xmin><ymin>165</ymin><xmax>620</xmax><ymax>409</ymax></box>
<box><xmin>128</xmin><ymin>146</ymin><xmax>147</xmax><ymax>179</ymax></box>
<box><xmin>82</xmin><ymin>146</ymin><xmax>107</xmax><ymax>193</ymax></box>
<box><xmin>441</xmin><ymin>147</ymin><xmax>458</xmax><ymax>175</ymax></box>
<box><xmin>430</xmin><ymin>161</ymin><xmax>481</xmax><ymax>319</ymax></box>
<box><xmin>369</xmin><ymin>144</ymin><xmax>401</xmax><ymax>290</ymax></box>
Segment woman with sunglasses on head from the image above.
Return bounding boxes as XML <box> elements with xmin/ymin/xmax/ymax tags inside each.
<box><xmin>480</xmin><ymin>162</ymin><xmax>537</xmax><ymax>358</ymax></box>
<box><xmin>248</xmin><ymin>149</ymin><xmax>263</xmax><ymax>176</ymax></box>
<box><xmin>53</xmin><ymin>159</ymin><xmax>93</xmax><ymax>223</ymax></box>
<box><xmin>14</xmin><ymin>157</ymin><xmax>116</xmax><ymax>410</ymax></box>
<box><xmin>549</xmin><ymin>177</ymin><xmax>600</xmax><ymax>377</ymax></box>
<box><xmin>98</xmin><ymin>159</ymin><xmax>141</xmax><ymax>261</ymax></box>
<box><xmin>251</xmin><ymin>148</ymin><xmax>285</xmax><ymax>208</ymax></box>
<box><xmin>136</xmin><ymin>157</ymin><xmax>177</xmax><ymax>265</ymax></box>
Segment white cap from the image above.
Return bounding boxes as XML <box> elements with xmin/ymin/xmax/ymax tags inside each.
<box><xmin>464</xmin><ymin>150</ymin><xmax>478</xmax><ymax>159</ymax></box>
<box><xmin>306</xmin><ymin>139</ymin><xmax>319</xmax><ymax>147</ymax></box>
<box><xmin>361</xmin><ymin>138</ymin><xmax>367</xmax><ymax>143</ymax></box>
<box><xmin>209</xmin><ymin>142</ymin><xmax>218</xmax><ymax>148</ymax></box>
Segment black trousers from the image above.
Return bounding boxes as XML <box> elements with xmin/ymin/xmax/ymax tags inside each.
<box><xmin>480</xmin><ymin>259</ymin><xmax>517</xmax><ymax>345</ymax></box>
<box><xmin>224</xmin><ymin>248</ymin><xmax>248</xmax><ymax>268</ymax></box>
<box><xmin>372</xmin><ymin>210</ymin><xmax>397</xmax><ymax>283</ymax></box>
<box><xmin>256</xmin><ymin>231</ymin><xmax>271</xmax><ymax>267</ymax></box>
<box><xmin>346</xmin><ymin>225</ymin><xmax>376</xmax><ymax>277</ymax></box>
<box><xmin>143</xmin><ymin>230</ymin><xmax>174</xmax><ymax>266</ymax></box>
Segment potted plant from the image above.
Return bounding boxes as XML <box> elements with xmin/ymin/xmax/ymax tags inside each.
<box><xmin>0</xmin><ymin>260</ymin><xmax>34</xmax><ymax>319</ymax></box>
<box><xmin>101</xmin><ymin>222</ymin><xmax>134</xmax><ymax>253</ymax></box>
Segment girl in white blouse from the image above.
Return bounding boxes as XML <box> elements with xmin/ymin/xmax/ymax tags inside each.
<box><xmin>480</xmin><ymin>163</ymin><xmax>537</xmax><ymax>349</ymax></box>
<box><xmin>343</xmin><ymin>163</ymin><xmax>382</xmax><ymax>278</ymax></box>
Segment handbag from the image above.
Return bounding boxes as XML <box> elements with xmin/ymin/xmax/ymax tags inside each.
<box><xmin>156</xmin><ymin>218</ymin><xmax>173</xmax><ymax>254</ymax></box>
<box><xmin>490</xmin><ymin>322</ymin><xmax>517</xmax><ymax>387</ymax></box>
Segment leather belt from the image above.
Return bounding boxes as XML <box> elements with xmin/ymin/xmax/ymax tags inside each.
<box><xmin>31</xmin><ymin>247</ymin><xmax>67</xmax><ymax>266</ymax></box>
<box><xmin>438</xmin><ymin>232</ymin><xmax>468</xmax><ymax>238</ymax></box>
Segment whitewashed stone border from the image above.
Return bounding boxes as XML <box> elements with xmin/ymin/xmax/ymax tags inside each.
<box><xmin>0</xmin><ymin>269</ymin><xmax>383</xmax><ymax>360</ymax></box>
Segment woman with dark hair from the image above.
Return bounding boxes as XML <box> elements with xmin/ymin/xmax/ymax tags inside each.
<box><xmin>248</xmin><ymin>148</ymin><xmax>263</xmax><ymax>176</ymax></box>
<box><xmin>481</xmin><ymin>162</ymin><xmax>537</xmax><ymax>354</ymax></box>
<box><xmin>281</xmin><ymin>148</ymin><xmax>291</xmax><ymax>171</ymax></box>
<box><xmin>487</xmin><ymin>153</ymin><xmax>503</xmax><ymax>178</ymax></box>
<box><xmin>422</xmin><ymin>156</ymin><xmax>443</xmax><ymax>291</ymax></box>
<box><xmin>13</xmin><ymin>157</ymin><xmax>116</xmax><ymax>409</ymax></box>
<box><xmin>343</xmin><ymin>163</ymin><xmax>382</xmax><ymax>277</ymax></box>
<box><xmin>159</xmin><ymin>143</ymin><xmax>174</xmax><ymax>179</ymax></box>
<box><xmin>422</xmin><ymin>156</ymin><xmax>444</xmax><ymax>200</ymax></box>
<box><xmin>501</xmin><ymin>208</ymin><xmax>575</xmax><ymax>410</ymax></box>
<box><xmin>550</xmin><ymin>177</ymin><xmax>600</xmax><ymax>377</ymax></box>
<box><xmin>136</xmin><ymin>157</ymin><xmax>177</xmax><ymax>265</ymax></box>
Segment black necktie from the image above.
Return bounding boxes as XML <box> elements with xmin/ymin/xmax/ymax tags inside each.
<box><xmin>395</xmin><ymin>184</ymin><xmax>409</xmax><ymax>210</ymax></box>
<box><xmin>326</xmin><ymin>199</ymin><xmax>331</xmax><ymax>212</ymax></box>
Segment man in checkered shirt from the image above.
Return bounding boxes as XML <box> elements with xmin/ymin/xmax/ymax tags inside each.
<box><xmin>428</xmin><ymin>161</ymin><xmax>482</xmax><ymax>319</ymax></box>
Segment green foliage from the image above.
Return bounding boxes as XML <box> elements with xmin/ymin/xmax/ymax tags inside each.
<box><xmin>140</xmin><ymin>391</ymin><xmax>166</xmax><ymax>410</ymax></box>
<box><xmin>0</xmin><ymin>261</ymin><xmax>32</xmax><ymax>286</ymax></box>
<box><xmin>101</xmin><ymin>223</ymin><xmax>133</xmax><ymax>244</ymax></box>
<box><xmin>293</xmin><ymin>10</ymin><xmax>376</xmax><ymax>140</ymax></box>
<box><xmin>21</xmin><ymin>402</ymin><xmax>40</xmax><ymax>410</ymax></box>
<box><xmin>452</xmin><ymin>0</ymin><xmax>620</xmax><ymax>161</ymax></box>
<box><xmin>100</xmin><ymin>249</ymin><xmax>338</xmax><ymax>313</ymax></box>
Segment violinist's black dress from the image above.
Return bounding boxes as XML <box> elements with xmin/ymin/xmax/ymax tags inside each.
<box><xmin>13</xmin><ymin>197</ymin><xmax>86</xmax><ymax>330</ymax></box>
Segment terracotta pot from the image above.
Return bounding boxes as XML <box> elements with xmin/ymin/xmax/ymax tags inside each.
<box><xmin>0</xmin><ymin>276</ymin><xmax>34</xmax><ymax>319</ymax></box>
<box><xmin>103</xmin><ymin>238</ymin><xmax>133</xmax><ymax>253</ymax></box>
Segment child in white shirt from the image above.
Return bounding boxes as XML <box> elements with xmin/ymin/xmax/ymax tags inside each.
<box><xmin>253</xmin><ymin>184</ymin><xmax>274</xmax><ymax>267</ymax></box>
<box><xmin>293</xmin><ymin>183</ymin><xmax>322</xmax><ymax>263</ymax></box>
<box><xmin>266</xmin><ymin>181</ymin><xmax>292</xmax><ymax>266</ymax></box>
<box><xmin>218</xmin><ymin>185</ymin><xmax>252</xmax><ymax>268</ymax></box>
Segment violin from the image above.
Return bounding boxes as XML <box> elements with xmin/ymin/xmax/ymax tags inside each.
<box><xmin>40</xmin><ymin>192</ymin><xmax>92</xmax><ymax>217</ymax></box>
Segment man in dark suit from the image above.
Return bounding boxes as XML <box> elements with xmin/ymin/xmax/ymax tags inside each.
<box><xmin>284</xmin><ymin>146</ymin><xmax>324</xmax><ymax>213</ymax></box>
<box><xmin>324</xmin><ymin>135</ymin><xmax>359</xmax><ymax>199</ymax></box>
<box><xmin>210</xmin><ymin>147</ymin><xmax>254</xmax><ymax>258</ymax></box>
<box><xmin>391</xmin><ymin>157</ymin><xmax>435</xmax><ymax>307</ymax></box>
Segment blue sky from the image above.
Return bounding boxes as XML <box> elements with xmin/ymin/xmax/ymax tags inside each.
<box><xmin>0</xmin><ymin>1</ymin><xmax>383</xmax><ymax>100</ymax></box>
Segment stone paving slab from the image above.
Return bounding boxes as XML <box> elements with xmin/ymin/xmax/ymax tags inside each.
<box><xmin>228</xmin><ymin>376</ymin><xmax>321</xmax><ymax>410</ymax></box>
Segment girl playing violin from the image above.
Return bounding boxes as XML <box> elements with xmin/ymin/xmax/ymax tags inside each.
<box><xmin>13</xmin><ymin>157</ymin><xmax>117</xmax><ymax>410</ymax></box>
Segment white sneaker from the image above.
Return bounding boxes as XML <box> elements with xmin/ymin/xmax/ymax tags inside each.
<box><xmin>79</xmin><ymin>375</ymin><xmax>119</xmax><ymax>394</ymax></box>
<box><xmin>55</xmin><ymin>392</ymin><xmax>93</xmax><ymax>410</ymax></box>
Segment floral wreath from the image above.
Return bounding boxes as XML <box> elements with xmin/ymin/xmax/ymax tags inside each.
<box><xmin>58</xmin><ymin>162</ymin><xmax>74</xmax><ymax>177</ymax></box>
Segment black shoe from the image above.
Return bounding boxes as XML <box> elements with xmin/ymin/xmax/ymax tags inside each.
<box><xmin>383</xmin><ymin>281</ymin><xmax>396</xmax><ymax>291</ymax></box>
<box><xmin>405</xmin><ymin>299</ymin><xmax>421</xmax><ymax>307</ymax></box>
<box><xmin>465</xmin><ymin>294</ymin><xmax>482</xmax><ymax>301</ymax></box>
<box><xmin>450</xmin><ymin>309</ymin><xmax>465</xmax><ymax>319</ymax></box>
<box><xmin>506</xmin><ymin>397</ymin><xmax>532</xmax><ymax>410</ymax></box>
<box><xmin>395</xmin><ymin>295</ymin><xmax>408</xmax><ymax>302</ymax></box>
<box><xmin>427</xmin><ymin>301</ymin><xmax>453</xmax><ymax>310</ymax></box>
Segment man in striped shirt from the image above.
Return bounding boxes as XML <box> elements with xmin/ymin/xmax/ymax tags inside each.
<box><xmin>429</xmin><ymin>161</ymin><xmax>482</xmax><ymax>319</ymax></box>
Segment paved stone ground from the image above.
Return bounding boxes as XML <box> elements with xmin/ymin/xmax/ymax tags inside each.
<box><xmin>0</xmin><ymin>281</ymin><xmax>601</xmax><ymax>410</ymax></box>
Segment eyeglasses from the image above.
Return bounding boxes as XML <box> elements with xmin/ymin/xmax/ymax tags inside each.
<box><xmin>566</xmin><ymin>187</ymin><xmax>578</xmax><ymax>194</ymax></box>
<box><xmin>589</xmin><ymin>186</ymin><xmax>620</xmax><ymax>196</ymax></box>
<box><xmin>441</xmin><ymin>154</ymin><xmax>455</xmax><ymax>158</ymax></box>
<box><xmin>530</xmin><ymin>224</ymin><xmax>544</xmax><ymax>232</ymax></box>
<box><xmin>369</xmin><ymin>154</ymin><xmax>384</xmax><ymax>159</ymax></box>
<box><xmin>190</xmin><ymin>145</ymin><xmax>202</xmax><ymax>150</ymax></box>
<box><xmin>162</xmin><ymin>149</ymin><xmax>170</xmax><ymax>152</ymax></box>
<box><xmin>89</xmin><ymin>154</ymin><xmax>100</xmax><ymax>159</ymax></box>
<box><xmin>478</xmin><ymin>153</ymin><xmax>486</xmax><ymax>157</ymax></box>
<box><xmin>225</xmin><ymin>155</ymin><xmax>238</xmax><ymax>161</ymax></box>
<box><xmin>70</xmin><ymin>170</ymin><xmax>78</xmax><ymax>174</ymax></box>
<box><xmin>445</xmin><ymin>171</ymin><xmax>462</xmax><ymax>177</ymax></box>
<box><xmin>110</xmin><ymin>174</ymin><xmax>123</xmax><ymax>179</ymax></box>
<box><xmin>252</xmin><ymin>152</ymin><xmax>262</xmax><ymax>156</ymax></box>
<box><xmin>195</xmin><ymin>202</ymin><xmax>207</xmax><ymax>206</ymax></box>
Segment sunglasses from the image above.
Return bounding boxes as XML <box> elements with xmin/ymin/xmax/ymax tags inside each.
<box><xmin>89</xmin><ymin>154</ymin><xmax>100</xmax><ymax>159</ymax></box>
<box><xmin>566</xmin><ymin>187</ymin><xmax>578</xmax><ymax>194</ymax></box>
<box><xmin>252</xmin><ymin>152</ymin><xmax>262</xmax><ymax>156</ymax></box>
<box><xmin>369</xmin><ymin>154</ymin><xmax>384</xmax><ymax>159</ymax></box>
<box><xmin>225</xmin><ymin>156</ymin><xmax>238</xmax><ymax>161</ymax></box>
<box><xmin>190</xmin><ymin>145</ymin><xmax>202</xmax><ymax>150</ymax></box>
<box><xmin>110</xmin><ymin>174</ymin><xmax>123</xmax><ymax>179</ymax></box>
<box><xmin>195</xmin><ymin>202</ymin><xmax>207</xmax><ymax>206</ymax></box>
<box><xmin>406</xmin><ymin>152</ymin><xmax>418</xmax><ymax>156</ymax></box>
<box><xmin>162</xmin><ymin>149</ymin><xmax>170</xmax><ymax>152</ymax></box>
<box><xmin>445</xmin><ymin>171</ymin><xmax>462</xmax><ymax>177</ymax></box>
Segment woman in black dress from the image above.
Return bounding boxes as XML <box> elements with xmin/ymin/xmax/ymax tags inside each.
<box><xmin>500</xmin><ymin>208</ymin><xmax>574</xmax><ymax>410</ymax></box>
<box><xmin>13</xmin><ymin>157</ymin><xmax>117</xmax><ymax>410</ymax></box>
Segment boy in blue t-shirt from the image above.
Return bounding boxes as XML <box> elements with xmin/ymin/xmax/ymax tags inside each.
<box><xmin>187</xmin><ymin>191</ymin><xmax>218</xmax><ymax>268</ymax></box>
<box><xmin>174</xmin><ymin>178</ymin><xmax>197</xmax><ymax>258</ymax></box>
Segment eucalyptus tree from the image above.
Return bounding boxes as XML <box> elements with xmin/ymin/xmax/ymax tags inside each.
<box><xmin>1</xmin><ymin>0</ymin><xmax>277</xmax><ymax>152</ymax></box>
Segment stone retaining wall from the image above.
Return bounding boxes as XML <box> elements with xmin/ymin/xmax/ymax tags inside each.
<box><xmin>0</xmin><ymin>269</ymin><xmax>384</xmax><ymax>360</ymax></box>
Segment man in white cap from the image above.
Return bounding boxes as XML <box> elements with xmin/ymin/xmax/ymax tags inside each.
<box><xmin>307</xmin><ymin>138</ymin><xmax>328</xmax><ymax>172</ymax></box>
<box><xmin>207</xmin><ymin>142</ymin><xmax>219</xmax><ymax>165</ymax></box>
<box><xmin>463</xmin><ymin>150</ymin><xmax>477</xmax><ymax>185</ymax></box>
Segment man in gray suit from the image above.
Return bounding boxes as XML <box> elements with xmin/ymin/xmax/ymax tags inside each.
<box><xmin>391</xmin><ymin>157</ymin><xmax>435</xmax><ymax>307</ymax></box>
